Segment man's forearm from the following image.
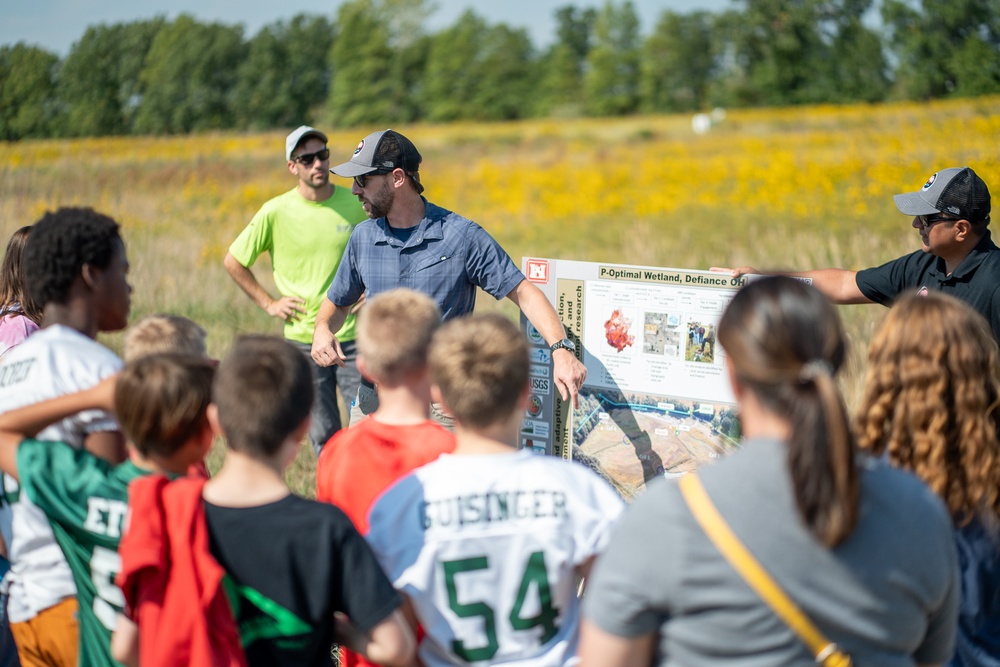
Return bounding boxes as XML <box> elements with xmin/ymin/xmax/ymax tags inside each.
<box><xmin>507</xmin><ymin>279</ymin><xmax>587</xmax><ymax>404</ymax></box>
<box><xmin>725</xmin><ymin>266</ymin><xmax>870</xmax><ymax>305</ymax></box>
<box><xmin>507</xmin><ymin>279</ymin><xmax>568</xmax><ymax>345</ymax></box>
<box><xmin>223</xmin><ymin>252</ymin><xmax>273</xmax><ymax>310</ymax></box>
<box><xmin>315</xmin><ymin>297</ymin><xmax>348</xmax><ymax>339</ymax></box>
<box><xmin>786</xmin><ymin>269</ymin><xmax>869</xmax><ymax>304</ymax></box>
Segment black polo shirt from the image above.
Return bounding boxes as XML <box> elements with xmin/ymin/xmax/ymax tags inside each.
<box><xmin>856</xmin><ymin>231</ymin><xmax>1000</xmax><ymax>340</ymax></box>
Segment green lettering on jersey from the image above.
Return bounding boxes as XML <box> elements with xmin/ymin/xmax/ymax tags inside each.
<box><xmin>223</xmin><ymin>575</ymin><xmax>311</xmax><ymax>647</ymax></box>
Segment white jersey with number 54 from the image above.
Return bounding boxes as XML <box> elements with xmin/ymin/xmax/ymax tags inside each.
<box><xmin>367</xmin><ymin>450</ymin><xmax>624</xmax><ymax>667</ymax></box>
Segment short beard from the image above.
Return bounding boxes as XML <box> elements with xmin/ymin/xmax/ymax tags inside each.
<box><xmin>367</xmin><ymin>179</ymin><xmax>394</xmax><ymax>219</ymax></box>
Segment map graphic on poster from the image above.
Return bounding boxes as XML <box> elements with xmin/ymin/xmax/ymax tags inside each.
<box><xmin>519</xmin><ymin>258</ymin><xmax>748</xmax><ymax>498</ymax></box>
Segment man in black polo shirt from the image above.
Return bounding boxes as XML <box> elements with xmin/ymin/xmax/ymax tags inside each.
<box><xmin>726</xmin><ymin>166</ymin><xmax>1000</xmax><ymax>339</ymax></box>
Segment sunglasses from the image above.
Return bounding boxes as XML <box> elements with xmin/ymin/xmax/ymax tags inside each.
<box><xmin>292</xmin><ymin>148</ymin><xmax>330</xmax><ymax>165</ymax></box>
<box><xmin>918</xmin><ymin>215</ymin><xmax>958</xmax><ymax>230</ymax></box>
<box><xmin>353</xmin><ymin>170</ymin><xmax>391</xmax><ymax>188</ymax></box>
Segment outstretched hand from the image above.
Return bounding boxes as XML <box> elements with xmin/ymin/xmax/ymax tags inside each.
<box><xmin>709</xmin><ymin>265</ymin><xmax>759</xmax><ymax>277</ymax></box>
<box><xmin>553</xmin><ymin>349</ymin><xmax>587</xmax><ymax>408</ymax></box>
<box><xmin>311</xmin><ymin>330</ymin><xmax>346</xmax><ymax>368</ymax></box>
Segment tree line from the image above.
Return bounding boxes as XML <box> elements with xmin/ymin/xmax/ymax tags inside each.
<box><xmin>2</xmin><ymin>0</ymin><xmax>999</xmax><ymax>141</ymax></box>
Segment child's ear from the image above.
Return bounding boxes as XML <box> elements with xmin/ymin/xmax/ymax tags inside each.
<box><xmin>198</xmin><ymin>418</ymin><xmax>215</xmax><ymax>456</ymax></box>
<box><xmin>356</xmin><ymin>354</ymin><xmax>369</xmax><ymax>380</ymax></box>
<box><xmin>291</xmin><ymin>415</ymin><xmax>310</xmax><ymax>444</ymax></box>
<box><xmin>80</xmin><ymin>263</ymin><xmax>98</xmax><ymax>289</ymax></box>
<box><xmin>206</xmin><ymin>404</ymin><xmax>224</xmax><ymax>437</ymax></box>
<box><xmin>281</xmin><ymin>416</ymin><xmax>310</xmax><ymax>468</ymax></box>
<box><xmin>430</xmin><ymin>384</ymin><xmax>446</xmax><ymax>407</ymax></box>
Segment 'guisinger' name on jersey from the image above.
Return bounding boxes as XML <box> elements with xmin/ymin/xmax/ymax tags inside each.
<box><xmin>419</xmin><ymin>489</ymin><xmax>568</xmax><ymax>530</ymax></box>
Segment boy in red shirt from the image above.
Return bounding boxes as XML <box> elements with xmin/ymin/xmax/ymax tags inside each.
<box><xmin>316</xmin><ymin>288</ymin><xmax>455</xmax><ymax>532</ymax></box>
<box><xmin>316</xmin><ymin>288</ymin><xmax>455</xmax><ymax>666</ymax></box>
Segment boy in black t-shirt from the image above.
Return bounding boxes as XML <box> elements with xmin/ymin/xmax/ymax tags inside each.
<box><xmin>117</xmin><ymin>335</ymin><xmax>415</xmax><ymax>667</ymax></box>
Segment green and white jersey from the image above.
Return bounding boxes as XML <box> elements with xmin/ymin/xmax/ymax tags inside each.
<box><xmin>0</xmin><ymin>324</ymin><xmax>122</xmax><ymax>623</ymax></box>
<box><xmin>17</xmin><ymin>439</ymin><xmax>148</xmax><ymax>667</ymax></box>
<box><xmin>367</xmin><ymin>450</ymin><xmax>624</xmax><ymax>667</ymax></box>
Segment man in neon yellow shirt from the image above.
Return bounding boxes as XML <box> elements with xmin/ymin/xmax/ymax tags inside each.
<box><xmin>224</xmin><ymin>126</ymin><xmax>365</xmax><ymax>453</ymax></box>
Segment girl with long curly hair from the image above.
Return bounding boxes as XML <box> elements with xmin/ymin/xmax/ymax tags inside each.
<box><xmin>580</xmin><ymin>277</ymin><xmax>959</xmax><ymax>666</ymax></box>
<box><xmin>856</xmin><ymin>291</ymin><xmax>1000</xmax><ymax>667</ymax></box>
<box><xmin>0</xmin><ymin>226</ymin><xmax>42</xmax><ymax>358</ymax></box>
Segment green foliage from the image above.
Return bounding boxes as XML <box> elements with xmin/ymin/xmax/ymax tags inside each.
<box><xmin>641</xmin><ymin>11</ymin><xmax>715</xmax><ymax>112</ymax></box>
<box><xmin>741</xmin><ymin>0</ymin><xmax>833</xmax><ymax>105</ymax></box>
<box><xmin>134</xmin><ymin>15</ymin><xmax>246</xmax><ymax>134</ymax></box>
<box><xmin>57</xmin><ymin>19</ymin><xmax>165</xmax><ymax>137</ymax></box>
<box><xmin>425</xmin><ymin>11</ymin><xmax>535</xmax><ymax>122</ymax></box>
<box><xmin>535</xmin><ymin>6</ymin><xmax>597</xmax><ymax>116</ymax></box>
<box><xmin>424</xmin><ymin>10</ymin><xmax>489</xmax><ymax>122</ymax></box>
<box><xmin>328</xmin><ymin>0</ymin><xmax>394</xmax><ymax>128</ymax></box>
<box><xmin>0</xmin><ymin>43</ymin><xmax>58</xmax><ymax>140</ymax></box>
<box><xmin>233</xmin><ymin>15</ymin><xmax>334</xmax><ymax>130</ymax></box>
<box><xmin>583</xmin><ymin>0</ymin><xmax>641</xmax><ymax>116</ymax></box>
<box><xmin>829</xmin><ymin>18</ymin><xmax>889</xmax><ymax>103</ymax></box>
<box><xmin>327</xmin><ymin>0</ymin><xmax>431</xmax><ymax>128</ymax></box>
<box><xmin>470</xmin><ymin>25</ymin><xmax>536</xmax><ymax>121</ymax></box>
<box><xmin>884</xmin><ymin>0</ymin><xmax>1000</xmax><ymax>99</ymax></box>
<box><xmin>1</xmin><ymin>1</ymin><xmax>999</xmax><ymax>137</ymax></box>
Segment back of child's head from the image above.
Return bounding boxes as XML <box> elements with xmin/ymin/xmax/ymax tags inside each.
<box><xmin>0</xmin><ymin>226</ymin><xmax>42</xmax><ymax>324</ymax></box>
<box><xmin>213</xmin><ymin>335</ymin><xmax>313</xmax><ymax>456</ymax></box>
<box><xmin>429</xmin><ymin>313</ymin><xmax>529</xmax><ymax>429</ymax></box>
<box><xmin>357</xmin><ymin>288</ymin><xmax>441</xmax><ymax>385</ymax></box>
<box><xmin>24</xmin><ymin>207</ymin><xmax>122</xmax><ymax>307</ymax></box>
<box><xmin>124</xmin><ymin>314</ymin><xmax>208</xmax><ymax>362</ymax></box>
<box><xmin>115</xmin><ymin>353</ymin><xmax>215</xmax><ymax>460</ymax></box>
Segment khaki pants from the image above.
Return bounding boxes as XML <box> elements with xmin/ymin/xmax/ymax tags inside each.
<box><xmin>10</xmin><ymin>597</ymin><xmax>78</xmax><ymax>667</ymax></box>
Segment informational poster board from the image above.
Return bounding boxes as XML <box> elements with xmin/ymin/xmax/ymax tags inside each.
<box><xmin>519</xmin><ymin>258</ymin><xmax>748</xmax><ymax>498</ymax></box>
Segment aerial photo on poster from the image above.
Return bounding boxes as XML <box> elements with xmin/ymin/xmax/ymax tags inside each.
<box><xmin>521</xmin><ymin>258</ymin><xmax>747</xmax><ymax>498</ymax></box>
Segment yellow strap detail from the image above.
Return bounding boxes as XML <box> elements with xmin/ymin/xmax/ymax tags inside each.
<box><xmin>678</xmin><ymin>474</ymin><xmax>851</xmax><ymax>667</ymax></box>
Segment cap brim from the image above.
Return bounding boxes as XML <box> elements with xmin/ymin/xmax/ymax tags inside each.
<box><xmin>331</xmin><ymin>161</ymin><xmax>377</xmax><ymax>177</ymax></box>
<box><xmin>893</xmin><ymin>192</ymin><xmax>941</xmax><ymax>216</ymax></box>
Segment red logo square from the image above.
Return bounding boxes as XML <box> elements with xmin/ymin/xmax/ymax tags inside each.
<box><xmin>526</xmin><ymin>259</ymin><xmax>549</xmax><ymax>284</ymax></box>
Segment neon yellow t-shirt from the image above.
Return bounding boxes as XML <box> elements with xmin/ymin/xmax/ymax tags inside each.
<box><xmin>229</xmin><ymin>186</ymin><xmax>365</xmax><ymax>344</ymax></box>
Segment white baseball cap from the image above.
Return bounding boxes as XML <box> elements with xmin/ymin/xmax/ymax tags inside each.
<box><xmin>285</xmin><ymin>126</ymin><xmax>328</xmax><ymax>161</ymax></box>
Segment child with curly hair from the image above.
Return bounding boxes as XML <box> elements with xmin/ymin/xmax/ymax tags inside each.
<box><xmin>855</xmin><ymin>291</ymin><xmax>1000</xmax><ymax>667</ymax></box>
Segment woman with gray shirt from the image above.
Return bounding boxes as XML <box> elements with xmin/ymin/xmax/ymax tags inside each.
<box><xmin>580</xmin><ymin>277</ymin><xmax>959</xmax><ymax>667</ymax></box>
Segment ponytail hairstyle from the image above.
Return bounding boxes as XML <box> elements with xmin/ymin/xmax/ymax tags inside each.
<box><xmin>718</xmin><ymin>276</ymin><xmax>859</xmax><ymax>547</ymax></box>
<box><xmin>855</xmin><ymin>292</ymin><xmax>1000</xmax><ymax>525</ymax></box>
<box><xmin>0</xmin><ymin>226</ymin><xmax>42</xmax><ymax>324</ymax></box>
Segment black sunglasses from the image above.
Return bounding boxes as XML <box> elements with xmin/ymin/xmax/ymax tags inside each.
<box><xmin>292</xmin><ymin>148</ymin><xmax>330</xmax><ymax>165</ymax></box>
<box><xmin>353</xmin><ymin>170</ymin><xmax>392</xmax><ymax>188</ymax></box>
<box><xmin>918</xmin><ymin>214</ymin><xmax>959</xmax><ymax>230</ymax></box>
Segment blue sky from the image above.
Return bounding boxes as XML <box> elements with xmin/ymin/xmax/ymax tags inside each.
<box><xmin>2</xmin><ymin>0</ymin><xmax>734</xmax><ymax>55</ymax></box>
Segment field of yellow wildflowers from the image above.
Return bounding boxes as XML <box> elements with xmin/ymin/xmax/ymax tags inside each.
<box><xmin>2</xmin><ymin>96</ymin><xmax>998</xmax><ymax>492</ymax></box>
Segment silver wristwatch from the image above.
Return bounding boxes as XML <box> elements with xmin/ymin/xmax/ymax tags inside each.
<box><xmin>550</xmin><ymin>338</ymin><xmax>576</xmax><ymax>353</ymax></box>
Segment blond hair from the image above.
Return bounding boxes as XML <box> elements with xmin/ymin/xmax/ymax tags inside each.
<box><xmin>429</xmin><ymin>313</ymin><xmax>529</xmax><ymax>429</ymax></box>
<box><xmin>124</xmin><ymin>314</ymin><xmax>207</xmax><ymax>362</ymax></box>
<box><xmin>855</xmin><ymin>292</ymin><xmax>1000</xmax><ymax>524</ymax></box>
<box><xmin>357</xmin><ymin>289</ymin><xmax>441</xmax><ymax>385</ymax></box>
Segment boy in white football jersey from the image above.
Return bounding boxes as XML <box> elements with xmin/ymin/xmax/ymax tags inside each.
<box><xmin>0</xmin><ymin>207</ymin><xmax>131</xmax><ymax>667</ymax></box>
<box><xmin>366</xmin><ymin>314</ymin><xmax>624</xmax><ymax>667</ymax></box>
